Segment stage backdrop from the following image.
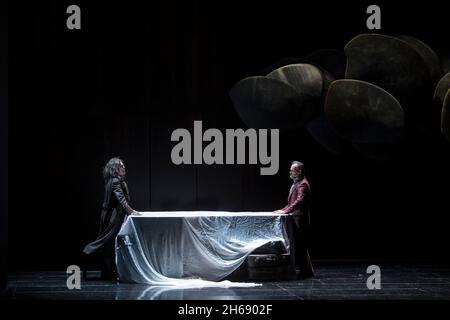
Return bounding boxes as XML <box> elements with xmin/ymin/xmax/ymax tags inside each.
<box><xmin>1</xmin><ymin>0</ymin><xmax>8</xmax><ymax>290</ymax></box>
<box><xmin>8</xmin><ymin>0</ymin><xmax>450</xmax><ymax>270</ymax></box>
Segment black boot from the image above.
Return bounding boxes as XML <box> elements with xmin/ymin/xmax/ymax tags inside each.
<box><xmin>100</xmin><ymin>252</ymin><xmax>117</xmax><ymax>281</ymax></box>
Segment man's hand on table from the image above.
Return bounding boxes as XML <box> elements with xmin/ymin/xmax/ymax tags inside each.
<box><xmin>131</xmin><ymin>210</ymin><xmax>142</xmax><ymax>216</ymax></box>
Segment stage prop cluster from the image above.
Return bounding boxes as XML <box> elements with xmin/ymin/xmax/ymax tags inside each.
<box><xmin>230</xmin><ymin>33</ymin><xmax>450</xmax><ymax>162</ymax></box>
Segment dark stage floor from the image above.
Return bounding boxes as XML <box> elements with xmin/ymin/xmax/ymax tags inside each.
<box><xmin>6</xmin><ymin>263</ymin><xmax>450</xmax><ymax>300</ymax></box>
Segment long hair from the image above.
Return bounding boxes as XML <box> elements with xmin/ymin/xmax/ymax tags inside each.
<box><xmin>103</xmin><ymin>157</ymin><xmax>124</xmax><ymax>181</ymax></box>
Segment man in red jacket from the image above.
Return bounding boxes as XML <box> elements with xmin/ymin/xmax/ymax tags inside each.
<box><xmin>275</xmin><ymin>161</ymin><xmax>314</xmax><ymax>278</ymax></box>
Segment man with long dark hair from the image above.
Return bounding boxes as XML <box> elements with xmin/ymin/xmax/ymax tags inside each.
<box><xmin>83</xmin><ymin>157</ymin><xmax>139</xmax><ymax>280</ymax></box>
<box><xmin>275</xmin><ymin>161</ymin><xmax>314</xmax><ymax>279</ymax></box>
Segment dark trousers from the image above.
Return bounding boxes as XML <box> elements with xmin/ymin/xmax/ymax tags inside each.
<box><xmin>292</xmin><ymin>216</ymin><xmax>314</xmax><ymax>277</ymax></box>
<box><xmin>100</xmin><ymin>241</ymin><xmax>117</xmax><ymax>279</ymax></box>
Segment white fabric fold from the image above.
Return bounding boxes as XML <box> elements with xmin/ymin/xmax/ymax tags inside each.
<box><xmin>116</xmin><ymin>211</ymin><xmax>290</xmax><ymax>288</ymax></box>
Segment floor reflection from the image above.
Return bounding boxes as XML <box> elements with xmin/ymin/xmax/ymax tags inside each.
<box><xmin>8</xmin><ymin>264</ymin><xmax>450</xmax><ymax>300</ymax></box>
<box><xmin>115</xmin><ymin>285</ymin><xmax>241</xmax><ymax>300</ymax></box>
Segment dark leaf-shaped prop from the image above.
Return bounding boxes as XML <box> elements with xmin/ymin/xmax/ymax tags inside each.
<box><xmin>397</xmin><ymin>35</ymin><xmax>443</xmax><ymax>84</ymax></box>
<box><xmin>305</xmin><ymin>113</ymin><xmax>346</xmax><ymax>154</ymax></box>
<box><xmin>266</xmin><ymin>63</ymin><xmax>324</xmax><ymax>101</ymax></box>
<box><xmin>345</xmin><ymin>34</ymin><xmax>431</xmax><ymax>127</ymax></box>
<box><xmin>229</xmin><ymin>76</ymin><xmax>314</xmax><ymax>131</ymax></box>
<box><xmin>442</xmin><ymin>89</ymin><xmax>450</xmax><ymax>141</ymax></box>
<box><xmin>325</xmin><ymin>79</ymin><xmax>404</xmax><ymax>144</ymax></box>
<box><xmin>434</xmin><ymin>73</ymin><xmax>450</xmax><ymax>104</ymax></box>
<box><xmin>306</xmin><ymin>49</ymin><xmax>347</xmax><ymax>79</ymax></box>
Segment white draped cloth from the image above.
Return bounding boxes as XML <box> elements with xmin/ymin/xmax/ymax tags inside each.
<box><xmin>115</xmin><ymin>211</ymin><xmax>290</xmax><ymax>288</ymax></box>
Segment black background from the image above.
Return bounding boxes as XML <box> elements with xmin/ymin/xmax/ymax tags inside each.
<box><xmin>6</xmin><ymin>0</ymin><xmax>450</xmax><ymax>271</ymax></box>
<box><xmin>1</xmin><ymin>0</ymin><xmax>8</xmax><ymax>291</ymax></box>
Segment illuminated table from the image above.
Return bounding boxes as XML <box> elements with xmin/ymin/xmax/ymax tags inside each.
<box><xmin>115</xmin><ymin>211</ymin><xmax>292</xmax><ymax>286</ymax></box>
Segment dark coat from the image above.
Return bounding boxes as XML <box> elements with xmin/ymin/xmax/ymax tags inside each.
<box><xmin>83</xmin><ymin>176</ymin><xmax>134</xmax><ymax>255</ymax></box>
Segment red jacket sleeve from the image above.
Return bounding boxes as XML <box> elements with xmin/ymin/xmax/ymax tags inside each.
<box><xmin>281</xmin><ymin>183</ymin><xmax>308</xmax><ymax>214</ymax></box>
